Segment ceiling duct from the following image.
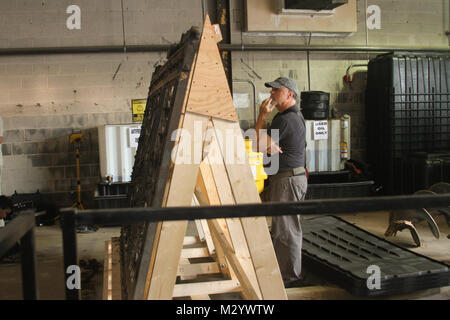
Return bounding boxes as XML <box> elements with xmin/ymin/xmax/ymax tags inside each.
<box><xmin>280</xmin><ymin>0</ymin><xmax>348</xmax><ymax>13</ymax></box>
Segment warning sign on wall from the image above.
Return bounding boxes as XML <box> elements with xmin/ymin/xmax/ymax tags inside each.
<box><xmin>129</xmin><ymin>127</ymin><xmax>141</xmax><ymax>148</ymax></box>
<box><xmin>132</xmin><ymin>99</ymin><xmax>147</xmax><ymax>122</ymax></box>
<box><xmin>313</xmin><ymin>120</ymin><xmax>328</xmax><ymax>140</ymax></box>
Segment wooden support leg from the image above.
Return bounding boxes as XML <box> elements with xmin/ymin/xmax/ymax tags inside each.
<box><xmin>204</xmin><ymin>123</ymin><xmax>263</xmax><ymax>299</ymax></box>
<box><xmin>211</xmin><ymin>118</ymin><xmax>287</xmax><ymax>300</ymax></box>
<box><xmin>197</xmin><ymin>158</ymin><xmax>261</xmax><ymax>300</ymax></box>
<box><xmin>144</xmin><ymin>112</ymin><xmax>208</xmax><ymax>300</ymax></box>
<box><xmin>208</xmin><ymin>220</ymin><xmax>260</xmax><ymax>300</ymax></box>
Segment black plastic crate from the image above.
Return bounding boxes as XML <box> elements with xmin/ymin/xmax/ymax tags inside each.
<box><xmin>306</xmin><ymin>180</ymin><xmax>374</xmax><ymax>200</ymax></box>
<box><xmin>94</xmin><ymin>195</ymin><xmax>128</xmax><ymax>209</ymax></box>
<box><xmin>10</xmin><ymin>190</ymin><xmax>43</xmax><ymax>211</ymax></box>
<box><xmin>366</xmin><ymin>52</ymin><xmax>450</xmax><ymax>195</ymax></box>
<box><xmin>98</xmin><ymin>182</ymin><xmax>131</xmax><ymax>196</ymax></box>
<box><xmin>397</xmin><ymin>152</ymin><xmax>450</xmax><ymax>194</ymax></box>
<box><xmin>308</xmin><ymin>170</ymin><xmax>352</xmax><ymax>184</ymax></box>
<box><xmin>301</xmin><ymin>215</ymin><xmax>450</xmax><ymax>297</ymax></box>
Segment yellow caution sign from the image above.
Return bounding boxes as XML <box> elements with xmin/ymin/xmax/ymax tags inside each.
<box><xmin>132</xmin><ymin>99</ymin><xmax>147</xmax><ymax>122</ymax></box>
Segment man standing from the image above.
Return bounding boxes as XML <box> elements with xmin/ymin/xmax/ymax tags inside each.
<box><xmin>255</xmin><ymin>77</ymin><xmax>307</xmax><ymax>288</ymax></box>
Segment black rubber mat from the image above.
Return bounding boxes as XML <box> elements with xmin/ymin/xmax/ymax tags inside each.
<box><xmin>301</xmin><ymin>215</ymin><xmax>450</xmax><ymax>296</ymax></box>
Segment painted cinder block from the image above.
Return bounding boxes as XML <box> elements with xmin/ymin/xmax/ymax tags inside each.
<box><xmin>1</xmin><ymin>144</ymin><xmax>12</xmax><ymax>156</ymax></box>
<box><xmin>24</xmin><ymin>129</ymin><xmax>53</xmax><ymax>142</ymax></box>
<box><xmin>3</xmin><ymin>129</ymin><xmax>24</xmax><ymax>143</ymax></box>
<box><xmin>12</xmin><ymin>142</ymin><xmax>38</xmax><ymax>155</ymax></box>
<box><xmin>29</xmin><ymin>154</ymin><xmax>53</xmax><ymax>167</ymax></box>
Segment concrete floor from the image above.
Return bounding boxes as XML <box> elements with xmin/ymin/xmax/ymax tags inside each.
<box><xmin>0</xmin><ymin>224</ymin><xmax>120</xmax><ymax>300</ymax></box>
<box><xmin>0</xmin><ymin>210</ymin><xmax>449</xmax><ymax>300</ymax></box>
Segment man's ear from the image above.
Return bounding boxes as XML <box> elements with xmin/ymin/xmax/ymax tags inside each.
<box><xmin>289</xmin><ymin>90</ymin><xmax>294</xmax><ymax>99</ymax></box>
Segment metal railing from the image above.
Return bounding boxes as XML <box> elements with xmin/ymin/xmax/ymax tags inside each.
<box><xmin>0</xmin><ymin>210</ymin><xmax>38</xmax><ymax>300</ymax></box>
<box><xmin>60</xmin><ymin>193</ymin><xmax>450</xmax><ymax>300</ymax></box>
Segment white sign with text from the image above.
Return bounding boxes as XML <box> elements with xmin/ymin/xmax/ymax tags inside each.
<box><xmin>129</xmin><ymin>127</ymin><xmax>141</xmax><ymax>148</ymax></box>
<box><xmin>313</xmin><ymin>121</ymin><xmax>328</xmax><ymax>140</ymax></box>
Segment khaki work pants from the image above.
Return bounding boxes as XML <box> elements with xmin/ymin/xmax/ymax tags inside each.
<box><xmin>261</xmin><ymin>174</ymin><xmax>307</xmax><ymax>285</ymax></box>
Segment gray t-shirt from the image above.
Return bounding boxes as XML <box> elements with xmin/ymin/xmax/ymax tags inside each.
<box><xmin>267</xmin><ymin>105</ymin><xmax>306</xmax><ymax>174</ymax></box>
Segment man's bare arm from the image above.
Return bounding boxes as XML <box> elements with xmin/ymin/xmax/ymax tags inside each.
<box><xmin>255</xmin><ymin>98</ymin><xmax>282</xmax><ymax>154</ymax></box>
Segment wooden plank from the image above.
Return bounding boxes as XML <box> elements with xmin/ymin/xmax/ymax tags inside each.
<box><xmin>132</xmin><ymin>31</ymin><xmax>200</xmax><ymax>300</ymax></box>
<box><xmin>205</xmin><ymin>127</ymin><xmax>262</xmax><ymax>299</ymax></box>
<box><xmin>208</xmin><ymin>220</ymin><xmax>233</xmax><ymax>280</ymax></box>
<box><xmin>286</xmin><ymin>286</ymin><xmax>356</xmax><ymax>300</ymax></box>
<box><xmin>183</xmin><ymin>236</ymin><xmax>201</xmax><ymax>246</ymax></box>
<box><xmin>197</xmin><ymin>155</ymin><xmax>260</xmax><ymax>300</ymax></box>
<box><xmin>194</xmin><ymin>220</ymin><xmax>205</xmax><ymax>241</ymax></box>
<box><xmin>141</xmin><ymin>222</ymin><xmax>162</xmax><ymax>299</ymax></box>
<box><xmin>103</xmin><ymin>240</ymin><xmax>111</xmax><ymax>300</ymax></box>
<box><xmin>173</xmin><ymin>280</ymin><xmax>241</xmax><ymax>298</ymax></box>
<box><xmin>192</xmin><ymin>195</ymin><xmax>216</xmax><ymax>256</ymax></box>
<box><xmin>199</xmin><ymin>220</ymin><xmax>215</xmax><ymax>255</ymax></box>
<box><xmin>178</xmin><ymin>255</ymin><xmax>194</xmax><ymax>281</ymax></box>
<box><xmin>194</xmin><ymin>174</ymin><xmax>216</xmax><ymax>256</ymax></box>
<box><xmin>212</xmin><ymin>117</ymin><xmax>287</xmax><ymax>300</ymax></box>
<box><xmin>111</xmin><ymin>237</ymin><xmax>122</xmax><ymax>300</ymax></box>
<box><xmin>177</xmin><ymin>262</ymin><xmax>221</xmax><ymax>277</ymax></box>
<box><xmin>185</xmin><ymin>15</ymin><xmax>238</xmax><ymax>122</ymax></box>
<box><xmin>208</xmin><ymin>220</ymin><xmax>260</xmax><ymax>300</ymax></box>
<box><xmin>196</xmin><ymin>161</ymin><xmax>234</xmax><ymax>280</ymax></box>
<box><xmin>191</xmin><ymin>295</ymin><xmax>211</xmax><ymax>300</ymax></box>
<box><xmin>181</xmin><ymin>247</ymin><xmax>210</xmax><ymax>259</ymax></box>
<box><xmin>146</xmin><ymin>221</ymin><xmax>189</xmax><ymax>299</ymax></box>
<box><xmin>285</xmin><ymin>286</ymin><xmax>446</xmax><ymax>300</ymax></box>
<box><xmin>145</xmin><ymin>112</ymin><xmax>208</xmax><ymax>300</ymax></box>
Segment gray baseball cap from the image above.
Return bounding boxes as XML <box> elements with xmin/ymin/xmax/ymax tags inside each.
<box><xmin>264</xmin><ymin>77</ymin><xmax>299</xmax><ymax>97</ymax></box>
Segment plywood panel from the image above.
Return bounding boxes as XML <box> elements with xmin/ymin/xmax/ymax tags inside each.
<box><xmin>186</xmin><ymin>16</ymin><xmax>239</xmax><ymax>122</ymax></box>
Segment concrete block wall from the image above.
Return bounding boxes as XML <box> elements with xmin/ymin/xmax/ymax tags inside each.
<box><xmin>0</xmin><ymin>0</ymin><xmax>448</xmax><ymax>206</ymax></box>
<box><xmin>0</xmin><ymin>0</ymin><xmax>204</xmax><ymax>49</ymax></box>
<box><xmin>0</xmin><ymin>51</ymin><xmax>166</xmax><ymax>207</ymax></box>
<box><xmin>0</xmin><ymin>0</ymin><xmax>204</xmax><ymax>207</ymax></box>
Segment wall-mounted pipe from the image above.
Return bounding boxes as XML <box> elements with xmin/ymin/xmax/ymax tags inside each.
<box><xmin>306</xmin><ymin>32</ymin><xmax>312</xmax><ymax>91</ymax></box>
<box><xmin>0</xmin><ymin>44</ymin><xmax>449</xmax><ymax>56</ymax></box>
<box><xmin>344</xmin><ymin>63</ymin><xmax>368</xmax><ymax>83</ymax></box>
<box><xmin>220</xmin><ymin>44</ymin><xmax>450</xmax><ymax>53</ymax></box>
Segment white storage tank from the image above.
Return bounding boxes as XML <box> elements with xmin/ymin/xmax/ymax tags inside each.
<box><xmin>98</xmin><ymin>124</ymin><xmax>141</xmax><ymax>183</ymax></box>
<box><xmin>305</xmin><ymin>116</ymin><xmax>351</xmax><ymax>172</ymax></box>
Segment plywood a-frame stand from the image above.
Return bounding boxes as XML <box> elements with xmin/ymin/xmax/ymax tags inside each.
<box><xmin>121</xmin><ymin>15</ymin><xmax>286</xmax><ymax>300</ymax></box>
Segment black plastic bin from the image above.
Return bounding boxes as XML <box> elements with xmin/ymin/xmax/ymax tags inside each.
<box><xmin>301</xmin><ymin>91</ymin><xmax>330</xmax><ymax>120</ymax></box>
<box><xmin>301</xmin><ymin>215</ymin><xmax>450</xmax><ymax>296</ymax></box>
<box><xmin>366</xmin><ymin>52</ymin><xmax>450</xmax><ymax>195</ymax></box>
<box><xmin>397</xmin><ymin>152</ymin><xmax>450</xmax><ymax>194</ymax></box>
<box><xmin>305</xmin><ymin>170</ymin><xmax>374</xmax><ymax>199</ymax></box>
<box><xmin>98</xmin><ymin>182</ymin><xmax>131</xmax><ymax>196</ymax></box>
<box><xmin>94</xmin><ymin>195</ymin><xmax>128</xmax><ymax>209</ymax></box>
<box><xmin>306</xmin><ymin>180</ymin><xmax>374</xmax><ymax>199</ymax></box>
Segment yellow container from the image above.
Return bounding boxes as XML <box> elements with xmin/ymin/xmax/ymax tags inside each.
<box><xmin>245</xmin><ymin>139</ymin><xmax>268</xmax><ymax>194</ymax></box>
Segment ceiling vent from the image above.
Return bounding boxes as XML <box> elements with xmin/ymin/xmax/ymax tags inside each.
<box><xmin>284</xmin><ymin>0</ymin><xmax>348</xmax><ymax>11</ymax></box>
<box><xmin>277</xmin><ymin>0</ymin><xmax>348</xmax><ymax>15</ymax></box>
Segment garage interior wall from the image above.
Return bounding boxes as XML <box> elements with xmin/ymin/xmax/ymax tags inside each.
<box><xmin>0</xmin><ymin>0</ymin><xmax>448</xmax><ymax>208</ymax></box>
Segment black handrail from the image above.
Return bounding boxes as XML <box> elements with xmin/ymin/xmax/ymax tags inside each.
<box><xmin>0</xmin><ymin>210</ymin><xmax>38</xmax><ymax>300</ymax></box>
<box><xmin>60</xmin><ymin>193</ymin><xmax>450</xmax><ymax>300</ymax></box>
